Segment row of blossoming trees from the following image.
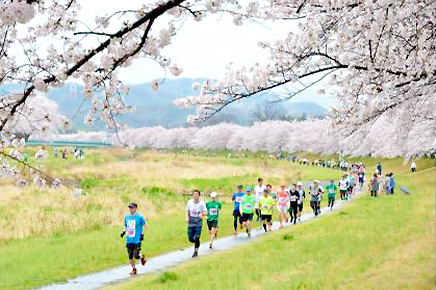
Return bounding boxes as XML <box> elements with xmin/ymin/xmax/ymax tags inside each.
<box><xmin>41</xmin><ymin>117</ymin><xmax>431</xmax><ymax>158</ymax></box>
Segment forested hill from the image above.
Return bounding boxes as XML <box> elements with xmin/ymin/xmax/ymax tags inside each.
<box><xmin>0</xmin><ymin>78</ymin><xmax>327</xmax><ymax>130</ymax></box>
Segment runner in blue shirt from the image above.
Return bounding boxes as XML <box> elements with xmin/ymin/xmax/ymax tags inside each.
<box><xmin>120</xmin><ymin>202</ymin><xmax>147</xmax><ymax>275</ymax></box>
<box><xmin>232</xmin><ymin>185</ymin><xmax>245</xmax><ymax>235</ymax></box>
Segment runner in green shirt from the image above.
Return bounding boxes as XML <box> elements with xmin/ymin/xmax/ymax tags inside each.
<box><xmin>257</xmin><ymin>188</ymin><xmax>275</xmax><ymax>232</ymax></box>
<box><xmin>240</xmin><ymin>187</ymin><xmax>256</xmax><ymax>238</ymax></box>
<box><xmin>206</xmin><ymin>192</ymin><xmax>222</xmax><ymax>249</ymax></box>
<box><xmin>325</xmin><ymin>180</ymin><xmax>337</xmax><ymax>210</ymax></box>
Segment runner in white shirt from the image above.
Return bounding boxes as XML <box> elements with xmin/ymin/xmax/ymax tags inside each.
<box><xmin>254</xmin><ymin>178</ymin><xmax>266</xmax><ymax>222</ymax></box>
<box><xmin>339</xmin><ymin>175</ymin><xmax>349</xmax><ymax>200</ymax></box>
<box><xmin>186</xmin><ymin>189</ymin><xmax>207</xmax><ymax>257</ymax></box>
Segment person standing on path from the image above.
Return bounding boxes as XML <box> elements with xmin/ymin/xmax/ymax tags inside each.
<box><xmin>296</xmin><ymin>182</ymin><xmax>306</xmax><ymax>222</ymax></box>
<box><xmin>240</xmin><ymin>187</ymin><xmax>256</xmax><ymax>237</ymax></box>
<box><xmin>257</xmin><ymin>189</ymin><xmax>274</xmax><ymax>232</ymax></box>
<box><xmin>385</xmin><ymin>173</ymin><xmax>392</xmax><ymax>194</ymax></box>
<box><xmin>411</xmin><ymin>161</ymin><xmax>417</xmax><ymax>173</ymax></box>
<box><xmin>186</xmin><ymin>189</ymin><xmax>207</xmax><ymax>257</ymax></box>
<box><xmin>206</xmin><ymin>192</ymin><xmax>222</xmax><ymax>249</ymax></box>
<box><xmin>389</xmin><ymin>173</ymin><xmax>396</xmax><ymax>194</ymax></box>
<box><xmin>254</xmin><ymin>178</ymin><xmax>266</xmax><ymax>222</ymax></box>
<box><xmin>326</xmin><ymin>180</ymin><xmax>337</xmax><ymax>210</ymax></box>
<box><xmin>277</xmin><ymin>182</ymin><xmax>290</xmax><ymax>229</ymax></box>
<box><xmin>370</xmin><ymin>174</ymin><xmax>380</xmax><ymax>197</ymax></box>
<box><xmin>232</xmin><ymin>185</ymin><xmax>245</xmax><ymax>235</ymax></box>
<box><xmin>376</xmin><ymin>162</ymin><xmax>382</xmax><ymax>175</ymax></box>
<box><xmin>120</xmin><ymin>203</ymin><xmax>147</xmax><ymax>275</ymax></box>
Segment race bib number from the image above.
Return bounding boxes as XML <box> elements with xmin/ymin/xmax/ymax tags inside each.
<box><xmin>236</xmin><ymin>196</ymin><xmax>243</xmax><ymax>203</ymax></box>
<box><xmin>190</xmin><ymin>210</ymin><xmax>200</xmax><ymax>217</ymax></box>
<box><xmin>263</xmin><ymin>205</ymin><xmax>268</xmax><ymax>209</ymax></box>
<box><xmin>329</xmin><ymin>189</ymin><xmax>335</xmax><ymax>193</ymax></box>
<box><xmin>209</xmin><ymin>208</ymin><xmax>218</xmax><ymax>215</ymax></box>
<box><xmin>127</xmin><ymin>220</ymin><xmax>136</xmax><ymax>238</ymax></box>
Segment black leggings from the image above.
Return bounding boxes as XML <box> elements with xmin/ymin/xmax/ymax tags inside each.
<box><xmin>233</xmin><ymin>210</ymin><xmax>242</xmax><ymax>230</ymax></box>
<box><xmin>289</xmin><ymin>202</ymin><xmax>298</xmax><ymax>221</ymax></box>
<box><xmin>328</xmin><ymin>197</ymin><xmax>335</xmax><ymax>208</ymax></box>
<box><xmin>310</xmin><ymin>200</ymin><xmax>319</xmax><ymax>216</ymax></box>
<box><xmin>189</xmin><ymin>236</ymin><xmax>200</xmax><ymax>249</ymax></box>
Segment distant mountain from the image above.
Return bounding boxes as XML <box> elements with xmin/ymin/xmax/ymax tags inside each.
<box><xmin>0</xmin><ymin>78</ymin><xmax>327</xmax><ymax>130</ymax></box>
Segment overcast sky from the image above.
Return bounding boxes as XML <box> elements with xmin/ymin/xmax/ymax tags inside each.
<box><xmin>76</xmin><ymin>1</ymin><xmax>332</xmax><ymax>107</ymax></box>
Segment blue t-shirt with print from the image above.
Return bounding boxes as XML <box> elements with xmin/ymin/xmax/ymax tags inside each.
<box><xmin>124</xmin><ymin>213</ymin><xmax>146</xmax><ymax>244</ymax></box>
<box><xmin>232</xmin><ymin>192</ymin><xmax>245</xmax><ymax>211</ymax></box>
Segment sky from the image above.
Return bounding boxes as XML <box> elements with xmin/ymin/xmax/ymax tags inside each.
<box><xmin>50</xmin><ymin>0</ymin><xmax>333</xmax><ymax>108</ymax></box>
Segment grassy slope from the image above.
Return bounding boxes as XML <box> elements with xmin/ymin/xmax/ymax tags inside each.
<box><xmin>106</xmin><ymin>160</ymin><xmax>435</xmax><ymax>290</ymax></box>
<box><xmin>0</xmin><ymin>151</ymin><xmax>432</xmax><ymax>289</ymax></box>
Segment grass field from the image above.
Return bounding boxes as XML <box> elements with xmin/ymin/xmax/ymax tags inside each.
<box><xmin>106</xmin><ymin>159</ymin><xmax>435</xmax><ymax>290</ymax></box>
<box><xmin>0</xmin><ymin>149</ymin><xmax>433</xmax><ymax>289</ymax></box>
<box><xmin>0</xmin><ymin>149</ymin><xmax>345</xmax><ymax>290</ymax></box>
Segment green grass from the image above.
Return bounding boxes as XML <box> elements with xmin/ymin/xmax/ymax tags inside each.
<box><xmin>105</xmin><ymin>163</ymin><xmax>435</xmax><ymax>290</ymax></box>
<box><xmin>0</xmin><ymin>203</ymin><xmax>238</xmax><ymax>290</ymax></box>
<box><xmin>0</xmin><ymin>150</ymin><xmax>433</xmax><ymax>290</ymax></box>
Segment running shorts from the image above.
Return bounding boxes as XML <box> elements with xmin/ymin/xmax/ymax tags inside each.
<box><xmin>126</xmin><ymin>243</ymin><xmax>142</xmax><ymax>260</ymax></box>
<box><xmin>261</xmin><ymin>214</ymin><xmax>272</xmax><ymax>223</ymax></box>
<box><xmin>242</xmin><ymin>213</ymin><xmax>254</xmax><ymax>222</ymax></box>
<box><xmin>277</xmin><ymin>205</ymin><xmax>289</xmax><ymax>213</ymax></box>
<box><xmin>207</xmin><ymin>220</ymin><xmax>218</xmax><ymax>230</ymax></box>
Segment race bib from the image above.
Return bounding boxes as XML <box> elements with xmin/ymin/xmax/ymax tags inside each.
<box><xmin>209</xmin><ymin>208</ymin><xmax>218</xmax><ymax>215</ymax></box>
<box><xmin>236</xmin><ymin>196</ymin><xmax>243</xmax><ymax>203</ymax></box>
<box><xmin>190</xmin><ymin>210</ymin><xmax>200</xmax><ymax>217</ymax></box>
<box><xmin>263</xmin><ymin>205</ymin><xmax>268</xmax><ymax>209</ymax></box>
<box><xmin>127</xmin><ymin>220</ymin><xmax>136</xmax><ymax>238</ymax></box>
<box><xmin>329</xmin><ymin>189</ymin><xmax>335</xmax><ymax>193</ymax></box>
<box><xmin>246</xmin><ymin>204</ymin><xmax>252</xmax><ymax>209</ymax></box>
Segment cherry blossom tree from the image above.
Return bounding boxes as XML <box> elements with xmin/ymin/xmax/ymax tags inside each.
<box><xmin>0</xmin><ymin>0</ymin><xmax>433</xmax><ymax>185</ymax></box>
<box><xmin>175</xmin><ymin>0</ymin><xmax>436</xmax><ymax>155</ymax></box>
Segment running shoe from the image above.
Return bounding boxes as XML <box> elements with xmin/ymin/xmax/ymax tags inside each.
<box><xmin>209</xmin><ymin>244</ymin><xmax>213</xmax><ymax>249</ymax></box>
<box><xmin>192</xmin><ymin>250</ymin><xmax>198</xmax><ymax>257</ymax></box>
<box><xmin>247</xmin><ymin>232</ymin><xmax>251</xmax><ymax>238</ymax></box>
<box><xmin>130</xmin><ymin>268</ymin><xmax>137</xmax><ymax>275</ymax></box>
<box><xmin>141</xmin><ymin>255</ymin><xmax>147</xmax><ymax>266</ymax></box>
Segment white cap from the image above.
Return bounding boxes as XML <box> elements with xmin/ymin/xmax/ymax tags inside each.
<box><xmin>314</xmin><ymin>180</ymin><xmax>320</xmax><ymax>183</ymax></box>
<box><xmin>297</xmin><ymin>182</ymin><xmax>303</xmax><ymax>186</ymax></box>
<box><xmin>210</xmin><ymin>192</ymin><xmax>217</xmax><ymax>198</ymax></box>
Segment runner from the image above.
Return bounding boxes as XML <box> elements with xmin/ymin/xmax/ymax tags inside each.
<box><xmin>296</xmin><ymin>182</ymin><xmax>305</xmax><ymax>222</ymax></box>
<box><xmin>358</xmin><ymin>170</ymin><xmax>365</xmax><ymax>189</ymax></box>
<box><xmin>267</xmin><ymin>184</ymin><xmax>277</xmax><ymax>200</ymax></box>
<box><xmin>411</xmin><ymin>161</ymin><xmax>417</xmax><ymax>173</ymax></box>
<box><xmin>309</xmin><ymin>180</ymin><xmax>323</xmax><ymax>217</ymax></box>
<box><xmin>232</xmin><ymin>185</ymin><xmax>245</xmax><ymax>235</ymax></box>
<box><xmin>347</xmin><ymin>173</ymin><xmax>355</xmax><ymax>198</ymax></box>
<box><xmin>240</xmin><ymin>187</ymin><xmax>256</xmax><ymax>237</ymax></box>
<box><xmin>288</xmin><ymin>183</ymin><xmax>300</xmax><ymax>224</ymax></box>
<box><xmin>186</xmin><ymin>189</ymin><xmax>207</xmax><ymax>257</ymax></box>
<box><xmin>276</xmin><ymin>182</ymin><xmax>289</xmax><ymax>229</ymax></box>
<box><xmin>206</xmin><ymin>192</ymin><xmax>222</xmax><ymax>249</ymax></box>
<box><xmin>325</xmin><ymin>180</ymin><xmax>337</xmax><ymax>210</ymax></box>
<box><xmin>120</xmin><ymin>202</ymin><xmax>147</xmax><ymax>275</ymax></box>
<box><xmin>339</xmin><ymin>175</ymin><xmax>349</xmax><ymax>200</ymax></box>
<box><xmin>257</xmin><ymin>188</ymin><xmax>274</xmax><ymax>232</ymax></box>
<box><xmin>254</xmin><ymin>178</ymin><xmax>266</xmax><ymax>222</ymax></box>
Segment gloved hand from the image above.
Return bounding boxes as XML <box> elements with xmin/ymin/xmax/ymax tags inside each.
<box><xmin>140</xmin><ymin>233</ymin><xmax>144</xmax><ymax>241</ymax></box>
<box><xmin>120</xmin><ymin>231</ymin><xmax>126</xmax><ymax>238</ymax></box>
